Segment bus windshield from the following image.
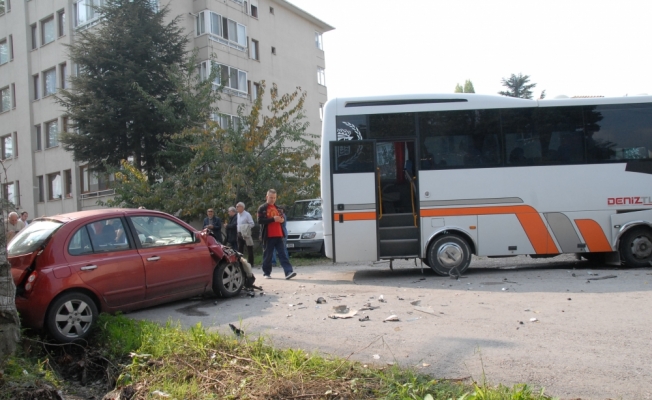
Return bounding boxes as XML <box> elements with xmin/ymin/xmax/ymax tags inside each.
<box><xmin>286</xmin><ymin>200</ymin><xmax>322</xmax><ymax>221</ymax></box>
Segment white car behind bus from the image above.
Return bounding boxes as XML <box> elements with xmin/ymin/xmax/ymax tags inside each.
<box><xmin>285</xmin><ymin>199</ymin><xmax>324</xmax><ymax>255</ymax></box>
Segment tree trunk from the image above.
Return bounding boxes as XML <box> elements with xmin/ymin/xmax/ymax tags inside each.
<box><xmin>0</xmin><ymin>222</ymin><xmax>20</xmax><ymax>358</ymax></box>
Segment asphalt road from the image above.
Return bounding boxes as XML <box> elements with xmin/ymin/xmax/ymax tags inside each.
<box><xmin>127</xmin><ymin>255</ymin><xmax>652</xmax><ymax>400</ymax></box>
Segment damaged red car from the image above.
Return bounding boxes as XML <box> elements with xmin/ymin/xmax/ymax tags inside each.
<box><xmin>9</xmin><ymin>209</ymin><xmax>250</xmax><ymax>342</ymax></box>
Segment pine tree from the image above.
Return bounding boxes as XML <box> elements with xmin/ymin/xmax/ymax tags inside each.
<box><xmin>57</xmin><ymin>0</ymin><xmax>218</xmax><ymax>180</ymax></box>
<box><xmin>463</xmin><ymin>79</ymin><xmax>475</xmax><ymax>93</ymax></box>
<box><xmin>498</xmin><ymin>73</ymin><xmax>537</xmax><ymax>99</ymax></box>
<box><xmin>454</xmin><ymin>83</ymin><xmax>464</xmax><ymax>93</ymax></box>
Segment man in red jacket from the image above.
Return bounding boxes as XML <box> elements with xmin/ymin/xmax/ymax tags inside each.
<box><xmin>257</xmin><ymin>189</ymin><xmax>296</xmax><ymax>280</ymax></box>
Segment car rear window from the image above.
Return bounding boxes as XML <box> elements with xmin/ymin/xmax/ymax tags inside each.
<box><xmin>7</xmin><ymin>220</ymin><xmax>64</xmax><ymax>257</ymax></box>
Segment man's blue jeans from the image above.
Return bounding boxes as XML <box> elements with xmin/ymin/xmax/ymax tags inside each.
<box><xmin>263</xmin><ymin>237</ymin><xmax>293</xmax><ymax>276</ymax></box>
<box><xmin>271</xmin><ymin>237</ymin><xmax>289</xmax><ymax>265</ymax></box>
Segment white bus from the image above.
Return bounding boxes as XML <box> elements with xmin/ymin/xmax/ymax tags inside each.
<box><xmin>320</xmin><ymin>93</ymin><xmax>652</xmax><ymax>275</ymax></box>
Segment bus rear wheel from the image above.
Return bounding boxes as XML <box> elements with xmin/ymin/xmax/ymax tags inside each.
<box><xmin>619</xmin><ymin>227</ymin><xmax>652</xmax><ymax>268</ymax></box>
<box><xmin>427</xmin><ymin>234</ymin><xmax>471</xmax><ymax>277</ymax></box>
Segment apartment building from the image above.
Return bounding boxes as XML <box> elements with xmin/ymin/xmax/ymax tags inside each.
<box><xmin>0</xmin><ymin>0</ymin><xmax>333</xmax><ymax>218</ymax></box>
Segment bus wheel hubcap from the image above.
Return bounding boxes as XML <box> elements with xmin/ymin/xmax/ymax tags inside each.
<box><xmin>437</xmin><ymin>243</ymin><xmax>463</xmax><ymax>268</ymax></box>
<box><xmin>631</xmin><ymin>236</ymin><xmax>652</xmax><ymax>259</ymax></box>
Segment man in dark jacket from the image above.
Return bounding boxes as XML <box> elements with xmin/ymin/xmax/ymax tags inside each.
<box><xmin>225</xmin><ymin>206</ymin><xmax>238</xmax><ymax>249</ymax></box>
<box><xmin>203</xmin><ymin>208</ymin><xmax>222</xmax><ymax>243</ymax></box>
<box><xmin>257</xmin><ymin>189</ymin><xmax>296</xmax><ymax>279</ymax></box>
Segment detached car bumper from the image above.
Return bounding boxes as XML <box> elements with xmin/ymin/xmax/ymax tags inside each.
<box><xmin>286</xmin><ymin>239</ymin><xmax>323</xmax><ymax>254</ymax></box>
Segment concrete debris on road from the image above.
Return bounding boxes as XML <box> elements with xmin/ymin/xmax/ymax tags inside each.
<box><xmin>329</xmin><ymin>305</ymin><xmax>357</xmax><ymax>319</ymax></box>
<box><xmin>530</xmin><ymin>318</ymin><xmax>538</xmax><ymax>322</ymax></box>
<box><xmin>378</xmin><ymin>295</ymin><xmax>386</xmax><ymax>302</ymax></box>
<box><xmin>359</xmin><ymin>303</ymin><xmax>380</xmax><ymax>311</ymax></box>
<box><xmin>359</xmin><ymin>315</ymin><xmax>370</xmax><ymax>321</ymax></box>
<box><xmin>384</xmin><ymin>315</ymin><xmax>400</xmax><ymax>322</ymax></box>
<box><xmin>315</xmin><ymin>297</ymin><xmax>327</xmax><ymax>304</ymax></box>
<box><xmin>587</xmin><ymin>275</ymin><xmax>618</xmax><ymax>281</ymax></box>
<box><xmin>414</xmin><ymin>306</ymin><xmax>437</xmax><ymax>315</ymax></box>
<box><xmin>410</xmin><ymin>300</ymin><xmax>421</xmax><ymax>306</ymax></box>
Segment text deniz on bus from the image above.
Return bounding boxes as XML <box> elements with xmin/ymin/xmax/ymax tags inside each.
<box><xmin>608</xmin><ymin>197</ymin><xmax>652</xmax><ymax>206</ymax></box>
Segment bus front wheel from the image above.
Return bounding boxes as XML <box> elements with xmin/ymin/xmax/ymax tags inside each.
<box><xmin>427</xmin><ymin>234</ymin><xmax>472</xmax><ymax>277</ymax></box>
<box><xmin>619</xmin><ymin>227</ymin><xmax>652</xmax><ymax>268</ymax></box>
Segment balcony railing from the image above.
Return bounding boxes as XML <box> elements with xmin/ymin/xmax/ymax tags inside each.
<box><xmin>81</xmin><ymin>188</ymin><xmax>115</xmax><ymax>199</ymax></box>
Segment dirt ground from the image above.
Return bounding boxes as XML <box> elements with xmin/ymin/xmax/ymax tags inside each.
<box><xmin>128</xmin><ymin>255</ymin><xmax>652</xmax><ymax>400</ymax></box>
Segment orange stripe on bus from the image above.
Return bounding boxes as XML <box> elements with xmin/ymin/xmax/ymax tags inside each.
<box><xmin>575</xmin><ymin>219</ymin><xmax>613</xmax><ymax>252</ymax></box>
<box><xmin>421</xmin><ymin>205</ymin><xmax>559</xmax><ymax>254</ymax></box>
<box><xmin>334</xmin><ymin>212</ymin><xmax>376</xmax><ymax>221</ymax></box>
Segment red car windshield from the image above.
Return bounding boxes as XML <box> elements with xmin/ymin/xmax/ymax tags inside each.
<box><xmin>7</xmin><ymin>220</ymin><xmax>63</xmax><ymax>257</ymax></box>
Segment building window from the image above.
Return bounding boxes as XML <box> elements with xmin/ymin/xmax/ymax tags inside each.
<box><xmin>212</xmin><ymin>113</ymin><xmax>241</xmax><ymax>130</ymax></box>
<box><xmin>45</xmin><ymin>120</ymin><xmax>58</xmax><ymax>148</ymax></box>
<box><xmin>2</xmin><ymin>182</ymin><xmax>18</xmax><ymax>205</ymax></box>
<box><xmin>57</xmin><ymin>9</ymin><xmax>66</xmax><ymax>37</ymax></box>
<box><xmin>8</xmin><ymin>35</ymin><xmax>13</xmax><ymax>60</ymax></box>
<box><xmin>250</xmin><ymin>39</ymin><xmax>259</xmax><ymax>60</ymax></box>
<box><xmin>75</xmin><ymin>0</ymin><xmax>102</xmax><ymax>27</ymax></box>
<box><xmin>31</xmin><ymin>24</ymin><xmax>38</xmax><ymax>49</ymax></box>
<box><xmin>0</xmin><ymin>0</ymin><xmax>5</xmax><ymax>14</ymax></box>
<box><xmin>317</xmin><ymin>67</ymin><xmax>326</xmax><ymax>86</ymax></box>
<box><xmin>37</xmin><ymin>176</ymin><xmax>44</xmax><ymax>202</ymax></box>
<box><xmin>35</xmin><ymin>125</ymin><xmax>42</xmax><ymax>151</ymax></box>
<box><xmin>253</xmin><ymin>82</ymin><xmax>260</xmax><ymax>100</ymax></box>
<box><xmin>47</xmin><ymin>172</ymin><xmax>62</xmax><ymax>200</ymax></box>
<box><xmin>0</xmin><ymin>38</ymin><xmax>8</xmax><ymax>65</ymax></box>
<box><xmin>10</xmin><ymin>84</ymin><xmax>15</xmax><ymax>109</ymax></box>
<box><xmin>62</xmin><ymin>116</ymin><xmax>69</xmax><ymax>134</ymax></box>
<box><xmin>33</xmin><ymin>74</ymin><xmax>40</xmax><ymax>100</ymax></box>
<box><xmin>80</xmin><ymin>165</ymin><xmax>113</xmax><ymax>193</ymax></box>
<box><xmin>269</xmin><ymin>6</ymin><xmax>274</xmax><ymax>14</ymax></box>
<box><xmin>319</xmin><ymin>103</ymin><xmax>324</xmax><ymax>121</ymax></box>
<box><xmin>200</xmin><ymin>61</ymin><xmax>248</xmax><ymax>95</ymax></box>
<box><xmin>271</xmin><ymin>46</ymin><xmax>276</xmax><ymax>55</ymax></box>
<box><xmin>59</xmin><ymin>62</ymin><xmax>67</xmax><ymax>89</ymax></box>
<box><xmin>250</xmin><ymin>4</ymin><xmax>257</xmax><ymax>17</ymax></box>
<box><xmin>315</xmin><ymin>32</ymin><xmax>323</xmax><ymax>50</ymax></box>
<box><xmin>64</xmin><ymin>169</ymin><xmax>73</xmax><ymax>198</ymax></box>
<box><xmin>0</xmin><ymin>86</ymin><xmax>10</xmax><ymax>112</ymax></box>
<box><xmin>41</xmin><ymin>16</ymin><xmax>55</xmax><ymax>45</ymax></box>
<box><xmin>1</xmin><ymin>134</ymin><xmax>12</xmax><ymax>159</ymax></box>
<box><xmin>197</xmin><ymin>11</ymin><xmax>247</xmax><ymax>50</ymax></box>
<box><xmin>43</xmin><ymin>68</ymin><xmax>56</xmax><ymax>96</ymax></box>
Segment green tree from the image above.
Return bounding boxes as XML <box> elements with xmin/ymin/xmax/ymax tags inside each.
<box><xmin>463</xmin><ymin>79</ymin><xmax>475</xmax><ymax>93</ymax></box>
<box><xmin>57</xmin><ymin>0</ymin><xmax>219</xmax><ymax>181</ymax></box>
<box><xmin>106</xmin><ymin>81</ymin><xmax>320</xmax><ymax>219</ymax></box>
<box><xmin>498</xmin><ymin>73</ymin><xmax>537</xmax><ymax>99</ymax></box>
<box><xmin>454</xmin><ymin>80</ymin><xmax>475</xmax><ymax>93</ymax></box>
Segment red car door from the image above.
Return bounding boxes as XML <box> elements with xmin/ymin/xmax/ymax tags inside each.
<box><xmin>65</xmin><ymin>218</ymin><xmax>146</xmax><ymax>308</ymax></box>
<box><xmin>128</xmin><ymin>215</ymin><xmax>214</xmax><ymax>300</ymax></box>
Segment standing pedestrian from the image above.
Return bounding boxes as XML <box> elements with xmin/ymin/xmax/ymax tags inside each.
<box><xmin>5</xmin><ymin>212</ymin><xmax>26</xmax><ymax>243</ymax></box>
<box><xmin>257</xmin><ymin>189</ymin><xmax>296</xmax><ymax>280</ymax></box>
<box><xmin>203</xmin><ymin>208</ymin><xmax>222</xmax><ymax>243</ymax></box>
<box><xmin>236</xmin><ymin>202</ymin><xmax>255</xmax><ymax>266</ymax></box>
<box><xmin>271</xmin><ymin>205</ymin><xmax>289</xmax><ymax>267</ymax></box>
<box><xmin>20</xmin><ymin>211</ymin><xmax>29</xmax><ymax>227</ymax></box>
<box><xmin>225</xmin><ymin>206</ymin><xmax>238</xmax><ymax>249</ymax></box>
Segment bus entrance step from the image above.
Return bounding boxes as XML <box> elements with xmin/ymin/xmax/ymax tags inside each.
<box><xmin>379</xmin><ymin>213</ymin><xmax>415</xmax><ymax>228</ymax></box>
<box><xmin>379</xmin><ymin>239</ymin><xmax>420</xmax><ymax>257</ymax></box>
<box><xmin>379</xmin><ymin>226</ymin><xmax>419</xmax><ymax>240</ymax></box>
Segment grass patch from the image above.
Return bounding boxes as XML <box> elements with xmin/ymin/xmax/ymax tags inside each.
<box><xmin>1</xmin><ymin>315</ymin><xmax>556</xmax><ymax>399</ymax></box>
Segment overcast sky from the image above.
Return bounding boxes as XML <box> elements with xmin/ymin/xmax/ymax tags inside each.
<box><xmin>288</xmin><ymin>0</ymin><xmax>652</xmax><ymax>100</ymax></box>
